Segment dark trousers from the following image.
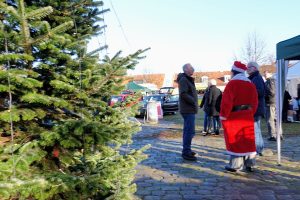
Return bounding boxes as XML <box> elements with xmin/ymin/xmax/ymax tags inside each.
<box><xmin>210</xmin><ymin>116</ymin><xmax>220</xmax><ymax>133</ymax></box>
<box><xmin>203</xmin><ymin>112</ymin><xmax>212</xmax><ymax>132</ymax></box>
<box><xmin>181</xmin><ymin>113</ymin><xmax>195</xmax><ymax>155</ymax></box>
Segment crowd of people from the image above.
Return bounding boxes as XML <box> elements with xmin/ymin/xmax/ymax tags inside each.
<box><xmin>176</xmin><ymin>61</ymin><xmax>299</xmax><ymax>172</ymax></box>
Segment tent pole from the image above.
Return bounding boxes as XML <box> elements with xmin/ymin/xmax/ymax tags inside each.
<box><xmin>276</xmin><ymin>60</ymin><xmax>282</xmax><ymax>165</ymax></box>
<box><xmin>276</xmin><ymin>59</ymin><xmax>288</xmax><ymax>166</ymax></box>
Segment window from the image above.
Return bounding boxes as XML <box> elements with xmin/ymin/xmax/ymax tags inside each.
<box><xmin>201</xmin><ymin>76</ymin><xmax>208</xmax><ymax>83</ymax></box>
<box><xmin>224</xmin><ymin>75</ymin><xmax>231</xmax><ymax>83</ymax></box>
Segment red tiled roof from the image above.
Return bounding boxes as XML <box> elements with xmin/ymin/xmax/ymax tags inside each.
<box><xmin>125</xmin><ymin>74</ymin><xmax>165</xmax><ymax>88</ymax></box>
<box><xmin>193</xmin><ymin>71</ymin><xmax>231</xmax><ymax>86</ymax></box>
<box><xmin>173</xmin><ymin>71</ymin><xmax>232</xmax><ymax>87</ymax></box>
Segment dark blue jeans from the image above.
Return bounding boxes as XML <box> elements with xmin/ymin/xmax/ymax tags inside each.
<box><xmin>203</xmin><ymin>112</ymin><xmax>211</xmax><ymax>132</ymax></box>
<box><xmin>254</xmin><ymin>116</ymin><xmax>264</xmax><ymax>154</ymax></box>
<box><xmin>181</xmin><ymin>113</ymin><xmax>195</xmax><ymax>155</ymax></box>
<box><xmin>211</xmin><ymin>116</ymin><xmax>220</xmax><ymax>133</ymax></box>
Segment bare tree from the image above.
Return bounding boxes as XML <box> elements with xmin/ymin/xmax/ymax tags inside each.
<box><xmin>238</xmin><ymin>32</ymin><xmax>269</xmax><ymax>65</ymax></box>
<box><xmin>266</xmin><ymin>53</ymin><xmax>276</xmax><ymax>65</ymax></box>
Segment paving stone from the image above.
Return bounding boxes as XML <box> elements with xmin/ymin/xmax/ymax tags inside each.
<box><xmin>195</xmin><ymin>190</ymin><xmax>212</xmax><ymax>195</ymax></box>
<box><xmin>258</xmin><ymin>195</ymin><xmax>277</xmax><ymax>200</ymax></box>
<box><xmin>161</xmin><ymin>194</ymin><xmax>183</xmax><ymax>200</ymax></box>
<box><xmin>277</xmin><ymin>195</ymin><xmax>294</xmax><ymax>200</ymax></box>
<box><xmin>143</xmin><ymin>196</ymin><xmax>161</xmax><ymax>200</ymax></box>
<box><xmin>151</xmin><ymin>190</ymin><xmax>166</xmax><ymax>196</ymax></box>
<box><xmin>179</xmin><ymin>190</ymin><xmax>196</xmax><ymax>195</ymax></box>
<box><xmin>291</xmin><ymin>195</ymin><xmax>300</xmax><ymax>200</ymax></box>
<box><xmin>240</xmin><ymin>194</ymin><xmax>260</xmax><ymax>200</ymax></box>
<box><xmin>135</xmin><ymin>189</ymin><xmax>152</xmax><ymax>196</ymax></box>
<box><xmin>258</xmin><ymin>190</ymin><xmax>275</xmax><ymax>195</ymax></box>
<box><xmin>159</xmin><ymin>186</ymin><xmax>178</xmax><ymax>191</ymax></box>
<box><xmin>137</xmin><ymin>182</ymin><xmax>153</xmax><ymax>187</ymax></box>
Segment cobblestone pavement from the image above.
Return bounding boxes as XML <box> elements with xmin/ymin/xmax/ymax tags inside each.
<box><xmin>131</xmin><ymin>120</ymin><xmax>300</xmax><ymax>200</ymax></box>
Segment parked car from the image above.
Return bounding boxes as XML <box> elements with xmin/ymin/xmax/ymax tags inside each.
<box><xmin>109</xmin><ymin>95</ymin><xmax>127</xmax><ymax>106</ymax></box>
<box><xmin>137</xmin><ymin>94</ymin><xmax>179</xmax><ymax>117</ymax></box>
<box><xmin>162</xmin><ymin>94</ymin><xmax>179</xmax><ymax>114</ymax></box>
<box><xmin>159</xmin><ymin>87</ymin><xmax>175</xmax><ymax>95</ymax></box>
<box><xmin>137</xmin><ymin>95</ymin><xmax>164</xmax><ymax>117</ymax></box>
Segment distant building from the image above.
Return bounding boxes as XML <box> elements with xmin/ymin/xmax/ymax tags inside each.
<box><xmin>173</xmin><ymin>71</ymin><xmax>231</xmax><ymax>92</ymax></box>
<box><xmin>193</xmin><ymin>71</ymin><xmax>231</xmax><ymax>92</ymax></box>
<box><xmin>125</xmin><ymin>74</ymin><xmax>165</xmax><ymax>89</ymax></box>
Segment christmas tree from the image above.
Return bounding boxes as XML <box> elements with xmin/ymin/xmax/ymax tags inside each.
<box><xmin>0</xmin><ymin>0</ymin><xmax>148</xmax><ymax>199</ymax></box>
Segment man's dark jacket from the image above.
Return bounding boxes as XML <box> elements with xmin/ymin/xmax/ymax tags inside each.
<box><xmin>265</xmin><ymin>78</ymin><xmax>275</xmax><ymax>105</ymax></box>
<box><xmin>200</xmin><ymin>87</ymin><xmax>210</xmax><ymax>114</ymax></box>
<box><xmin>177</xmin><ymin>73</ymin><xmax>198</xmax><ymax>114</ymax></box>
<box><xmin>207</xmin><ymin>85</ymin><xmax>222</xmax><ymax>116</ymax></box>
<box><xmin>248</xmin><ymin>71</ymin><xmax>266</xmax><ymax>118</ymax></box>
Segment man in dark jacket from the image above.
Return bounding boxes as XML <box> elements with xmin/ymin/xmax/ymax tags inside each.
<box><xmin>207</xmin><ymin>79</ymin><xmax>222</xmax><ymax>135</ymax></box>
<box><xmin>247</xmin><ymin>62</ymin><xmax>266</xmax><ymax>156</ymax></box>
<box><xmin>264</xmin><ymin>71</ymin><xmax>277</xmax><ymax>141</ymax></box>
<box><xmin>177</xmin><ymin>63</ymin><xmax>198</xmax><ymax>161</ymax></box>
<box><xmin>199</xmin><ymin>86</ymin><xmax>212</xmax><ymax>135</ymax></box>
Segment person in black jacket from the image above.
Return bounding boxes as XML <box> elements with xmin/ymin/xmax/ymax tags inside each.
<box><xmin>264</xmin><ymin>71</ymin><xmax>277</xmax><ymax>141</ymax></box>
<box><xmin>247</xmin><ymin>62</ymin><xmax>266</xmax><ymax>156</ymax></box>
<box><xmin>282</xmin><ymin>90</ymin><xmax>292</xmax><ymax>122</ymax></box>
<box><xmin>207</xmin><ymin>79</ymin><xmax>222</xmax><ymax>135</ymax></box>
<box><xmin>177</xmin><ymin>63</ymin><xmax>198</xmax><ymax>161</ymax></box>
<box><xmin>199</xmin><ymin>86</ymin><xmax>212</xmax><ymax>135</ymax></box>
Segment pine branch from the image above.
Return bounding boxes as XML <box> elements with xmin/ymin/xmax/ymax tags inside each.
<box><xmin>0</xmin><ymin>53</ymin><xmax>34</xmax><ymax>62</ymax></box>
<box><xmin>26</xmin><ymin>6</ymin><xmax>53</xmax><ymax>20</ymax></box>
<box><xmin>32</xmin><ymin>21</ymin><xmax>74</xmax><ymax>44</ymax></box>
<box><xmin>0</xmin><ymin>2</ymin><xmax>19</xmax><ymax>19</ymax></box>
<box><xmin>86</xmin><ymin>45</ymin><xmax>107</xmax><ymax>56</ymax></box>
<box><xmin>48</xmin><ymin>21</ymin><xmax>74</xmax><ymax>35</ymax></box>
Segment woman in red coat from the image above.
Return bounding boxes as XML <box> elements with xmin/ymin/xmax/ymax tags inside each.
<box><xmin>220</xmin><ymin>61</ymin><xmax>258</xmax><ymax>172</ymax></box>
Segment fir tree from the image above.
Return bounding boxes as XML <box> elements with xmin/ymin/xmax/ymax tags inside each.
<box><xmin>0</xmin><ymin>0</ymin><xmax>148</xmax><ymax>199</ymax></box>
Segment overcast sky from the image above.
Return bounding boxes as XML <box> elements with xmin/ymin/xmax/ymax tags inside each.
<box><xmin>88</xmin><ymin>0</ymin><xmax>300</xmax><ymax>75</ymax></box>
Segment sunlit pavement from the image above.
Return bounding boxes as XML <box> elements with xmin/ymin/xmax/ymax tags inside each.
<box><xmin>131</xmin><ymin>120</ymin><xmax>300</xmax><ymax>200</ymax></box>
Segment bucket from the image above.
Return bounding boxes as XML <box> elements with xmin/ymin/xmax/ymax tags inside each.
<box><xmin>147</xmin><ymin>101</ymin><xmax>159</xmax><ymax>124</ymax></box>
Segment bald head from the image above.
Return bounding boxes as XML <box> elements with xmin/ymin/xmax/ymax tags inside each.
<box><xmin>182</xmin><ymin>63</ymin><xmax>194</xmax><ymax>76</ymax></box>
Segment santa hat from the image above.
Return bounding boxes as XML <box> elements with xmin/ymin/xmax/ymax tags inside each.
<box><xmin>231</xmin><ymin>61</ymin><xmax>247</xmax><ymax>73</ymax></box>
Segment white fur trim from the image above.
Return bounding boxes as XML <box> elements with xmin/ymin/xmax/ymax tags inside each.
<box><xmin>219</xmin><ymin>116</ymin><xmax>227</xmax><ymax>120</ymax></box>
<box><xmin>231</xmin><ymin>73</ymin><xmax>251</xmax><ymax>82</ymax></box>
<box><xmin>232</xmin><ymin>65</ymin><xmax>245</xmax><ymax>73</ymax></box>
<box><xmin>225</xmin><ymin>151</ymin><xmax>257</xmax><ymax>156</ymax></box>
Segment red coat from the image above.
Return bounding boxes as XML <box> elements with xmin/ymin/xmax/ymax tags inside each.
<box><xmin>220</xmin><ymin>76</ymin><xmax>258</xmax><ymax>156</ymax></box>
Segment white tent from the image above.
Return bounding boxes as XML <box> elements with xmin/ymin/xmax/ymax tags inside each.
<box><xmin>287</xmin><ymin>61</ymin><xmax>300</xmax><ymax>98</ymax></box>
<box><xmin>276</xmin><ymin>35</ymin><xmax>300</xmax><ymax>165</ymax></box>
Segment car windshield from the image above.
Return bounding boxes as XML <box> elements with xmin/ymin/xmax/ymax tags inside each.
<box><xmin>144</xmin><ymin>95</ymin><xmax>163</xmax><ymax>102</ymax></box>
<box><xmin>159</xmin><ymin>87</ymin><xmax>174</xmax><ymax>94</ymax></box>
<box><xmin>168</xmin><ymin>95</ymin><xmax>179</xmax><ymax>101</ymax></box>
<box><xmin>111</xmin><ymin>96</ymin><xmax>123</xmax><ymax>102</ymax></box>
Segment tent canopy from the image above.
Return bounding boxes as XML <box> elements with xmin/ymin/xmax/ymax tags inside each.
<box><xmin>126</xmin><ymin>81</ymin><xmax>150</xmax><ymax>92</ymax></box>
<box><xmin>277</xmin><ymin>35</ymin><xmax>300</xmax><ymax>60</ymax></box>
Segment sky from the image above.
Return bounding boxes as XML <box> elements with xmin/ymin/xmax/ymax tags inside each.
<box><xmin>88</xmin><ymin>0</ymin><xmax>300</xmax><ymax>75</ymax></box>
